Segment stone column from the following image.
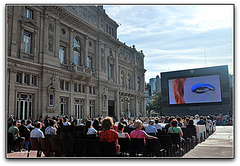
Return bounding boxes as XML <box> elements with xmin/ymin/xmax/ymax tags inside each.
<box><xmin>69</xmin><ymin>28</ymin><xmax>74</xmax><ymax>65</ymax></box>
<box><xmin>84</xmin><ymin>36</ymin><xmax>89</xmax><ymax>68</ymax></box>
<box><xmin>84</xmin><ymin>83</ymin><xmax>90</xmax><ymax>119</ymax></box>
<box><xmin>115</xmin><ymin>90</ymin><xmax>120</xmax><ymax>121</ymax></box>
<box><xmin>8</xmin><ymin>69</ymin><xmax>16</xmax><ymax>117</ymax></box>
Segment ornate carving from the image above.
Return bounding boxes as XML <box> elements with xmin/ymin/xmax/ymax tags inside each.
<box><xmin>48</xmin><ymin>23</ymin><xmax>54</xmax><ymax>33</ymax></box>
<box><xmin>67</xmin><ymin>6</ymin><xmax>97</xmax><ymax>25</ymax></box>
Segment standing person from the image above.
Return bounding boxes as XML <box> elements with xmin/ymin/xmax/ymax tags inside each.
<box><xmin>8</xmin><ymin>115</ymin><xmax>14</xmax><ymax>128</ymax></box>
<box><xmin>99</xmin><ymin>117</ymin><xmax>120</xmax><ymax>153</ymax></box>
<box><xmin>30</xmin><ymin>121</ymin><xmax>45</xmax><ymax>139</ymax></box>
<box><xmin>18</xmin><ymin>120</ymin><xmax>30</xmax><ymax>150</ymax></box>
<box><xmin>8</xmin><ymin>121</ymin><xmax>25</xmax><ymax>151</ymax></box>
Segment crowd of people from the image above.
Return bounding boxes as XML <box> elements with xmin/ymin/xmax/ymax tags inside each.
<box><xmin>7</xmin><ymin>111</ymin><xmax>232</xmax><ymax>154</ymax></box>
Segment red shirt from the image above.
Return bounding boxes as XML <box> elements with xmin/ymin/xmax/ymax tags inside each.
<box><xmin>99</xmin><ymin>129</ymin><xmax>119</xmax><ymax>153</ymax></box>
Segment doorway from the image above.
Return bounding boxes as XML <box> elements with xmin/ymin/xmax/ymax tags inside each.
<box><xmin>108</xmin><ymin>100</ymin><xmax>115</xmax><ymax>118</ymax></box>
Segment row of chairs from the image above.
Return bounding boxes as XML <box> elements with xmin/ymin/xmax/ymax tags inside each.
<box><xmin>27</xmin><ymin>133</ymin><xmax>186</xmax><ymax>158</ymax></box>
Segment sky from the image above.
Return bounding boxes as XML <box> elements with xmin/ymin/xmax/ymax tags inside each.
<box><xmin>104</xmin><ymin>5</ymin><xmax>234</xmax><ymax>82</ymax></box>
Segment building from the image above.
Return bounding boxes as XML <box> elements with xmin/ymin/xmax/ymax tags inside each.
<box><xmin>6</xmin><ymin>5</ymin><xmax>146</xmax><ymax>121</ymax></box>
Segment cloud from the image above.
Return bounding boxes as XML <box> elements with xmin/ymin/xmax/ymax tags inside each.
<box><xmin>104</xmin><ymin>5</ymin><xmax>233</xmax><ymax>82</ymax></box>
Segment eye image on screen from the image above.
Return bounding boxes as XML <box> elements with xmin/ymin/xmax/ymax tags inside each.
<box><xmin>168</xmin><ymin>75</ymin><xmax>222</xmax><ymax>104</ymax></box>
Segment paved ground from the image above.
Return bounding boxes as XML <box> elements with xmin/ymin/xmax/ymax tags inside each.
<box><xmin>183</xmin><ymin>126</ymin><xmax>234</xmax><ymax>158</ymax></box>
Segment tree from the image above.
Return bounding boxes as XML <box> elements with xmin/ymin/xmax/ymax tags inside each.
<box><xmin>152</xmin><ymin>92</ymin><xmax>162</xmax><ymax>116</ymax></box>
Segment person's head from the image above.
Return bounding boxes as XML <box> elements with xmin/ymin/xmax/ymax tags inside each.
<box><xmin>118</xmin><ymin>122</ymin><xmax>124</xmax><ymax>132</ymax></box>
<box><xmin>149</xmin><ymin>120</ymin><xmax>154</xmax><ymax>126</ymax></box>
<box><xmin>86</xmin><ymin>119</ymin><xmax>92</xmax><ymax>129</ymax></box>
<box><xmin>27</xmin><ymin>120</ymin><xmax>32</xmax><ymax>125</ymax></box>
<box><xmin>35</xmin><ymin>121</ymin><xmax>42</xmax><ymax>129</ymax></box>
<box><xmin>12</xmin><ymin>121</ymin><xmax>17</xmax><ymax>126</ymax></box>
<box><xmin>195</xmin><ymin>114</ymin><xmax>199</xmax><ymax>119</ymax></box>
<box><xmin>134</xmin><ymin>120</ymin><xmax>143</xmax><ymax>129</ymax></box>
<box><xmin>48</xmin><ymin>119</ymin><xmax>54</xmax><ymax>126</ymax></box>
<box><xmin>21</xmin><ymin>120</ymin><xmax>26</xmax><ymax>125</ymax></box>
<box><xmin>189</xmin><ymin>119</ymin><xmax>194</xmax><ymax>126</ymax></box>
<box><xmin>200</xmin><ymin>116</ymin><xmax>204</xmax><ymax>120</ymax></box>
<box><xmin>155</xmin><ymin>119</ymin><xmax>159</xmax><ymax>124</ymax></box>
<box><xmin>170</xmin><ymin>119</ymin><xmax>178</xmax><ymax>127</ymax></box>
<box><xmin>101</xmin><ymin>116</ymin><xmax>113</xmax><ymax>130</ymax></box>
<box><xmin>177</xmin><ymin>117</ymin><xmax>181</xmax><ymax>122</ymax></box>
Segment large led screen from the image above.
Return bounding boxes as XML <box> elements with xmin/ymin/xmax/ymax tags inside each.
<box><xmin>168</xmin><ymin>75</ymin><xmax>222</xmax><ymax>105</ymax></box>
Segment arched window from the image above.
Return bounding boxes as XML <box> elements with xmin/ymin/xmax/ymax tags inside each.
<box><xmin>73</xmin><ymin>38</ymin><xmax>81</xmax><ymax>66</ymax></box>
<box><xmin>120</xmin><ymin>71</ymin><xmax>124</xmax><ymax>87</ymax></box>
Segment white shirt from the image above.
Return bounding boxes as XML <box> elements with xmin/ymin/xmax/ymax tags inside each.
<box><xmin>30</xmin><ymin>128</ymin><xmax>45</xmax><ymax>138</ymax></box>
<box><xmin>63</xmin><ymin>122</ymin><xmax>71</xmax><ymax>126</ymax></box>
<box><xmin>117</xmin><ymin>132</ymin><xmax>127</xmax><ymax>138</ymax></box>
<box><xmin>86</xmin><ymin>127</ymin><xmax>97</xmax><ymax>135</ymax></box>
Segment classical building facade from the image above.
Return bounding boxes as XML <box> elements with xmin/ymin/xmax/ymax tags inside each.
<box><xmin>6</xmin><ymin>5</ymin><xmax>146</xmax><ymax>121</ymax></box>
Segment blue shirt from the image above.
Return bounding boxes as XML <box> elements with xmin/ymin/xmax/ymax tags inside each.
<box><xmin>145</xmin><ymin>125</ymin><xmax>157</xmax><ymax>134</ymax></box>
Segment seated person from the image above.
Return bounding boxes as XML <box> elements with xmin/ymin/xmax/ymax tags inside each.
<box><xmin>86</xmin><ymin>119</ymin><xmax>97</xmax><ymax>135</ymax></box>
<box><xmin>30</xmin><ymin>121</ymin><xmax>45</xmax><ymax>139</ymax></box>
<box><xmin>18</xmin><ymin>120</ymin><xmax>30</xmax><ymax>150</ymax></box>
<box><xmin>186</xmin><ymin>119</ymin><xmax>197</xmax><ymax>136</ymax></box>
<box><xmin>197</xmin><ymin>116</ymin><xmax>207</xmax><ymax>126</ymax></box>
<box><xmin>168</xmin><ymin>119</ymin><xmax>184</xmax><ymax>142</ymax></box>
<box><xmin>145</xmin><ymin>120</ymin><xmax>157</xmax><ymax>135</ymax></box>
<box><xmin>130</xmin><ymin>120</ymin><xmax>157</xmax><ymax>142</ymax></box>
<box><xmin>8</xmin><ymin>121</ymin><xmax>25</xmax><ymax>151</ymax></box>
<box><xmin>153</xmin><ymin>118</ymin><xmax>162</xmax><ymax>131</ymax></box>
<box><xmin>117</xmin><ymin>122</ymin><xmax>130</xmax><ymax>139</ymax></box>
<box><xmin>45</xmin><ymin>119</ymin><xmax>57</xmax><ymax>135</ymax></box>
<box><xmin>99</xmin><ymin>116</ymin><xmax>120</xmax><ymax>153</ymax></box>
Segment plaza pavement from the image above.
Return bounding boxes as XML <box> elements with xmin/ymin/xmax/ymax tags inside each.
<box><xmin>183</xmin><ymin>126</ymin><xmax>234</xmax><ymax>158</ymax></box>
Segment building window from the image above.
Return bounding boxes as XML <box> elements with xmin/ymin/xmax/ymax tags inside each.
<box><xmin>137</xmin><ymin>77</ymin><xmax>141</xmax><ymax>91</ymax></box>
<box><xmin>106</xmin><ymin>24</ymin><xmax>108</xmax><ymax>33</ymax></box>
<box><xmin>23</xmin><ymin>31</ymin><xmax>31</xmax><ymax>54</ymax></box>
<box><xmin>89</xmin><ymin>86</ymin><xmax>92</xmax><ymax>94</ymax></box>
<box><xmin>78</xmin><ymin>84</ymin><xmax>81</xmax><ymax>93</ymax></box>
<box><xmin>24</xmin><ymin>73</ymin><xmax>30</xmax><ymax>85</ymax></box>
<box><xmin>49</xmin><ymin>94</ymin><xmax>54</xmax><ymax>106</ymax></box>
<box><xmin>120</xmin><ymin>71</ymin><xmax>124</xmax><ymax>87</ymax></box>
<box><xmin>60</xmin><ymin>97</ymin><xmax>68</xmax><ymax>116</ymax></box>
<box><xmin>112</xmin><ymin>28</ymin><xmax>114</xmax><ymax>36</ymax></box>
<box><xmin>16</xmin><ymin>72</ymin><xmax>22</xmax><ymax>84</ymax></box>
<box><xmin>73</xmin><ymin>38</ymin><xmax>81</xmax><ymax>66</ymax></box>
<box><xmin>127</xmin><ymin>73</ymin><xmax>131</xmax><ymax>89</ymax></box>
<box><xmin>60</xmin><ymin>80</ymin><xmax>64</xmax><ymax>90</ymax></box>
<box><xmin>121</xmin><ymin>99</ymin><xmax>125</xmax><ymax>117</ymax></box>
<box><xmin>88</xmin><ymin>56</ymin><xmax>92</xmax><ymax>69</ymax></box>
<box><xmin>24</xmin><ymin>8</ymin><xmax>33</xmax><ymax>19</ymax></box>
<box><xmin>74</xmin><ymin>83</ymin><xmax>77</xmax><ymax>92</ymax></box>
<box><xmin>59</xmin><ymin>46</ymin><xmax>65</xmax><ymax>64</ymax></box>
<box><xmin>109</xmin><ymin>64</ymin><xmax>113</xmax><ymax>79</ymax></box>
<box><xmin>32</xmin><ymin>75</ymin><xmax>37</xmax><ymax>86</ymax></box>
<box><xmin>65</xmin><ymin>81</ymin><xmax>70</xmax><ymax>91</ymax></box>
<box><xmin>89</xmin><ymin>100</ymin><xmax>95</xmax><ymax>118</ymax></box>
<box><xmin>74</xmin><ymin>99</ymin><xmax>84</xmax><ymax>119</ymax></box>
<box><xmin>17</xmin><ymin>93</ymin><xmax>33</xmax><ymax>120</ymax></box>
<box><xmin>82</xmin><ymin>84</ymin><xmax>85</xmax><ymax>93</ymax></box>
<box><xmin>93</xmin><ymin>87</ymin><xmax>96</xmax><ymax>95</ymax></box>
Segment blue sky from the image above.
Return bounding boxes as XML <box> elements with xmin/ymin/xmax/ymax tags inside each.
<box><xmin>104</xmin><ymin>5</ymin><xmax>233</xmax><ymax>82</ymax></box>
